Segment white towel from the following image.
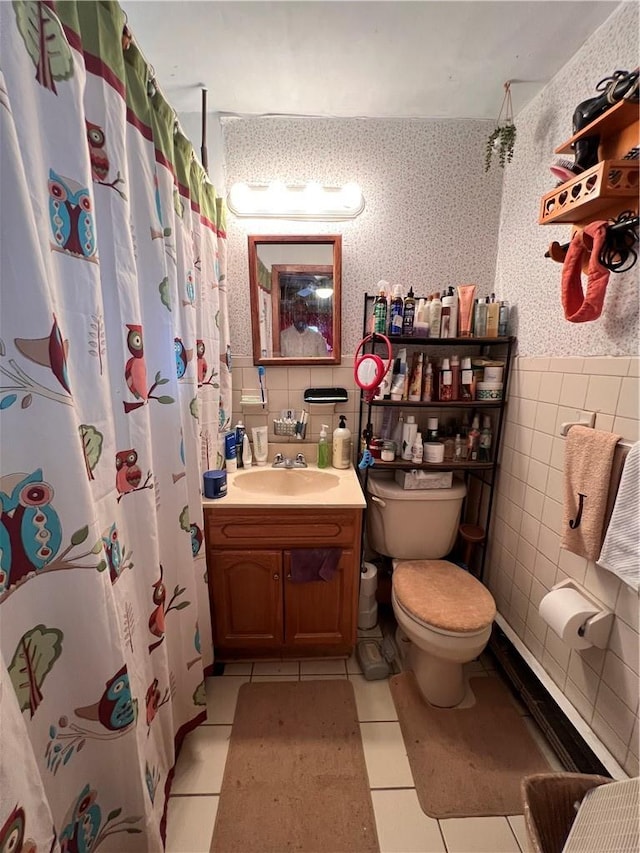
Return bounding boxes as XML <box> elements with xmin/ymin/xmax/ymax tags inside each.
<box><xmin>597</xmin><ymin>441</ymin><xmax>640</xmax><ymax>591</ymax></box>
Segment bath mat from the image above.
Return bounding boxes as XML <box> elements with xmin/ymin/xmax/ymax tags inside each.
<box><xmin>211</xmin><ymin>679</ymin><xmax>379</xmax><ymax>853</ymax></box>
<box><xmin>390</xmin><ymin>672</ymin><xmax>551</xmax><ymax>818</ymax></box>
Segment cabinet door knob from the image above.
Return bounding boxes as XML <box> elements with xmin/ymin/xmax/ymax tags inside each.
<box><xmin>273</xmin><ymin>573</ymin><xmax>279</xmax><ymax>581</ymax></box>
<box><xmin>287</xmin><ymin>573</ymin><xmax>292</xmax><ymax>580</ymax></box>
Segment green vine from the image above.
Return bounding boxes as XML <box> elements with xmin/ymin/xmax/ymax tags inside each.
<box><xmin>485</xmin><ymin>123</ymin><xmax>517</xmax><ymax>172</ymax></box>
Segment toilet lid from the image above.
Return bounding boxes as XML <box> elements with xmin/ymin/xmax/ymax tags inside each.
<box><xmin>393</xmin><ymin>560</ymin><xmax>496</xmax><ymax>633</ymax></box>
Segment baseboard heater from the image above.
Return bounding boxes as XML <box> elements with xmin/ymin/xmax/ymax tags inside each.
<box><xmin>488</xmin><ymin>624</ymin><xmax>609</xmax><ymax>776</ymax></box>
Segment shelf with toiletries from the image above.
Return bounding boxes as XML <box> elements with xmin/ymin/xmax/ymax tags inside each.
<box><xmin>357</xmin><ymin>290</ymin><xmax>516</xmax><ymax>580</ymax></box>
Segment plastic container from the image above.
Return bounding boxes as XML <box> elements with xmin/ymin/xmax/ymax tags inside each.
<box><xmin>476</xmin><ymin>381</ymin><xmax>503</xmax><ymax>400</ymax></box>
<box><xmin>381</xmin><ymin>440</ymin><xmax>396</xmax><ymax>462</ymax></box>
<box><xmin>483</xmin><ymin>364</ymin><xmax>504</xmax><ymax>383</ymax></box>
<box><xmin>423</xmin><ymin>441</ymin><xmax>445</xmax><ymax>463</ymax></box>
<box><xmin>317</xmin><ymin>424</ymin><xmax>330</xmax><ymax>468</ymax></box>
<box><xmin>203</xmin><ymin>469</ymin><xmax>227</xmax><ymax>499</ymax></box>
<box><xmin>332</xmin><ymin>415</ymin><xmax>352</xmax><ymax>469</ymax></box>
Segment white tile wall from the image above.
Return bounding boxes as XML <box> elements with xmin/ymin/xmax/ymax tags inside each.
<box><xmin>488</xmin><ymin>356</ymin><xmax>640</xmax><ymax>777</ymax></box>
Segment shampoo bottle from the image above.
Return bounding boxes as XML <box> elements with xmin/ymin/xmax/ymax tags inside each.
<box><xmin>474</xmin><ymin>298</ymin><xmax>487</xmax><ymax>337</ymax></box>
<box><xmin>430</xmin><ymin>292</ymin><xmax>442</xmax><ymax>340</ymax></box>
<box><xmin>498</xmin><ymin>300</ymin><xmax>510</xmax><ymax>337</ymax></box>
<box><xmin>439</xmin><ymin>290</ymin><xmax>451</xmax><ymax>337</ymax></box>
<box><xmin>408</xmin><ymin>352</ymin><xmax>424</xmax><ymax>401</ymax></box>
<box><xmin>235</xmin><ymin>420</ymin><xmax>246</xmax><ymax>468</ymax></box>
<box><xmin>318</xmin><ymin>424</ymin><xmax>330</xmax><ymax>468</ymax></box>
<box><xmin>389</xmin><ymin>285</ymin><xmax>404</xmax><ymax>335</ymax></box>
<box><xmin>486</xmin><ymin>293</ymin><xmax>499</xmax><ymax>338</ymax></box>
<box><xmin>402</xmin><ymin>287</ymin><xmax>416</xmax><ymax>335</ymax></box>
<box><xmin>373</xmin><ymin>283</ymin><xmax>389</xmax><ymax>334</ymax></box>
<box><xmin>439</xmin><ymin>358</ymin><xmax>453</xmax><ymax>402</ymax></box>
<box><xmin>421</xmin><ymin>361</ymin><xmax>433</xmax><ymax>402</ymax></box>
<box><xmin>443</xmin><ymin>286</ymin><xmax>458</xmax><ymax>337</ymax></box>
<box><xmin>332</xmin><ymin>415</ymin><xmax>352</xmax><ymax>469</ymax></box>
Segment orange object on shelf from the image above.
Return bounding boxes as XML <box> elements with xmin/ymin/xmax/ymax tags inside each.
<box><xmin>539</xmin><ymin>159</ymin><xmax>639</xmax><ymax>225</ymax></box>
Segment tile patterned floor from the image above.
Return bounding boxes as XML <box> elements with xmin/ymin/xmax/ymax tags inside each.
<box><xmin>166</xmin><ymin>632</ymin><xmax>563</xmax><ymax>852</ymax></box>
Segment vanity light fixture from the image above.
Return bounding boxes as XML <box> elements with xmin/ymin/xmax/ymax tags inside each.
<box><xmin>227</xmin><ymin>181</ymin><xmax>365</xmax><ymax>220</ymax></box>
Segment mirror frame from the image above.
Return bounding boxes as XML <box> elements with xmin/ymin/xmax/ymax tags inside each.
<box><xmin>248</xmin><ymin>235</ymin><xmax>342</xmax><ymax>366</ymax></box>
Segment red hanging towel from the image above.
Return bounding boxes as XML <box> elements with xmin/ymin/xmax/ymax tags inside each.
<box><xmin>561</xmin><ymin>221</ymin><xmax>611</xmax><ymax>322</ymax></box>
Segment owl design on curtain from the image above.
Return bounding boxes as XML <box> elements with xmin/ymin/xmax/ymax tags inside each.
<box><xmin>0</xmin><ymin>470</ymin><xmax>62</xmax><ymax>594</ymax></box>
<box><xmin>48</xmin><ymin>169</ymin><xmax>97</xmax><ymax>262</ymax></box>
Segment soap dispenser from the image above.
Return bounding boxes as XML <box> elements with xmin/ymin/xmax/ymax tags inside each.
<box><xmin>318</xmin><ymin>424</ymin><xmax>330</xmax><ymax>469</ymax></box>
<box><xmin>332</xmin><ymin>415</ymin><xmax>352</xmax><ymax>469</ymax></box>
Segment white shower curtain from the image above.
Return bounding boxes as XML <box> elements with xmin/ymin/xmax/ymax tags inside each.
<box><xmin>0</xmin><ymin>1</ymin><xmax>230</xmax><ymax>848</ymax></box>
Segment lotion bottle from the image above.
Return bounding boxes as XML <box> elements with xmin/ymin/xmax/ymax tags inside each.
<box><xmin>401</xmin><ymin>414</ymin><xmax>418</xmax><ymax>461</ymax></box>
<box><xmin>318</xmin><ymin>424</ymin><xmax>330</xmax><ymax>468</ymax></box>
<box><xmin>389</xmin><ymin>285</ymin><xmax>404</xmax><ymax>335</ymax></box>
<box><xmin>332</xmin><ymin>415</ymin><xmax>352</xmax><ymax>469</ymax></box>
<box><xmin>430</xmin><ymin>292</ymin><xmax>442</xmax><ymax>340</ymax></box>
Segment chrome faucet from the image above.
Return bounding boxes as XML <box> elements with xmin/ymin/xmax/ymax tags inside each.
<box><xmin>272</xmin><ymin>452</ymin><xmax>307</xmax><ymax>469</ymax></box>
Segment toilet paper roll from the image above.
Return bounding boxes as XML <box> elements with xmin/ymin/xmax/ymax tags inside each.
<box><xmin>539</xmin><ymin>588</ymin><xmax>599</xmax><ymax>650</ymax></box>
<box><xmin>360</xmin><ymin>562</ymin><xmax>378</xmax><ymax>597</ymax></box>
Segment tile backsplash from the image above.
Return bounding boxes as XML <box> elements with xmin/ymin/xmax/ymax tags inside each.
<box><xmin>487</xmin><ymin>355</ymin><xmax>639</xmax><ymax>776</ymax></box>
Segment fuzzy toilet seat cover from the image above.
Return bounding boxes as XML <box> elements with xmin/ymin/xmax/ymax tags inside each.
<box><xmin>393</xmin><ymin>560</ymin><xmax>496</xmax><ymax>633</ymax></box>
<box><xmin>561</xmin><ymin>221</ymin><xmax>611</xmax><ymax>323</ymax></box>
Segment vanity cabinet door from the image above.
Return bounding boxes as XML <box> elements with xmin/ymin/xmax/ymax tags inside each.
<box><xmin>209</xmin><ymin>550</ymin><xmax>283</xmax><ymax>649</ymax></box>
<box><xmin>283</xmin><ymin>549</ymin><xmax>356</xmax><ymax>652</ymax></box>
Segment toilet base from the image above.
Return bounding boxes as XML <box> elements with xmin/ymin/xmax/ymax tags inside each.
<box><xmin>408</xmin><ymin>643</ymin><xmax>465</xmax><ymax>708</ymax></box>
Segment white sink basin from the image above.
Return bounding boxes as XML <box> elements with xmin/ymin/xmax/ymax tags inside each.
<box><xmin>233</xmin><ymin>468</ymin><xmax>340</xmax><ymax>497</ymax></box>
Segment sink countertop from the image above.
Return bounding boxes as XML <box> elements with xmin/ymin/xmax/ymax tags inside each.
<box><xmin>202</xmin><ymin>463</ymin><xmax>367</xmax><ymax>509</ymax></box>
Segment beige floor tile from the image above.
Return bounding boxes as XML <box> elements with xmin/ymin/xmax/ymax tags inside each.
<box><xmin>165</xmin><ymin>795</ymin><xmax>218</xmax><ymax>853</ymax></box>
<box><xmin>251</xmin><ymin>674</ymin><xmax>299</xmax><ymax>682</ymax></box>
<box><xmin>252</xmin><ymin>660</ymin><xmax>300</xmax><ymax>677</ymax></box>
<box><xmin>439</xmin><ymin>816</ymin><xmax>521</xmax><ymax>852</ymax></box>
<box><xmin>171</xmin><ymin>726</ymin><xmax>231</xmax><ymax>794</ymax></box>
<box><xmin>360</xmin><ymin>721</ymin><xmax>414</xmax><ymax>788</ymax></box>
<box><xmin>205</xmin><ymin>676</ymin><xmax>250</xmax><ymax>725</ymax></box>
<box><xmin>300</xmin><ymin>658</ymin><xmax>347</xmax><ymax>675</ymax></box>
<box><xmin>300</xmin><ymin>673</ymin><xmax>348</xmax><ymax>680</ymax></box>
<box><xmin>350</xmin><ymin>674</ymin><xmax>398</xmax><ymax>721</ymax></box>
<box><xmin>220</xmin><ymin>662</ymin><xmax>252</xmax><ymax>676</ymax></box>
<box><xmin>371</xmin><ymin>789</ymin><xmax>445</xmax><ymax>852</ymax></box>
<box><xmin>347</xmin><ymin>650</ymin><xmax>363</xmax><ymax>674</ymax></box>
<box><xmin>507</xmin><ymin>815</ymin><xmax>528</xmax><ymax>853</ymax></box>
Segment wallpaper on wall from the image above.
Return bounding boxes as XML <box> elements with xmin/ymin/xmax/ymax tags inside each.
<box><xmin>221</xmin><ymin>117</ymin><xmax>504</xmax><ymax>358</ymax></box>
<box><xmin>495</xmin><ymin>1</ymin><xmax>639</xmax><ymax>357</ymax></box>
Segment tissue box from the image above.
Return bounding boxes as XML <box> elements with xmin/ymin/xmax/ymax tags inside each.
<box><xmin>395</xmin><ymin>470</ymin><xmax>453</xmax><ymax>490</ymax></box>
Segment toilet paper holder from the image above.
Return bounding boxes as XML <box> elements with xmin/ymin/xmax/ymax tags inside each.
<box><xmin>545</xmin><ymin>579</ymin><xmax>614</xmax><ymax>649</ymax></box>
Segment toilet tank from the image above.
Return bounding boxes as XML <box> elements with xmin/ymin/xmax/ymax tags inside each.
<box><xmin>366</xmin><ymin>473</ymin><xmax>466</xmax><ymax>559</ymax></box>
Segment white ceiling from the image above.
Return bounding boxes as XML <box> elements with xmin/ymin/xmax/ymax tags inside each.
<box><xmin>121</xmin><ymin>1</ymin><xmax>619</xmax><ymax>120</ymax></box>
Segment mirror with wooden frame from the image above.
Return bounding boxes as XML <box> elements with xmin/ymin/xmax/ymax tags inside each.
<box><xmin>248</xmin><ymin>235</ymin><xmax>342</xmax><ymax>365</ymax></box>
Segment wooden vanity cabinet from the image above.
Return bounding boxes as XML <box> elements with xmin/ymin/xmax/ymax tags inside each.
<box><xmin>204</xmin><ymin>507</ymin><xmax>362</xmax><ymax>659</ymax></box>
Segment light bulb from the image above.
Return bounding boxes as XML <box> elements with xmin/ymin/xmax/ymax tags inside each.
<box><xmin>228</xmin><ymin>182</ymin><xmax>251</xmax><ymax>213</ymax></box>
<box><xmin>340</xmin><ymin>182</ymin><xmax>363</xmax><ymax>211</ymax></box>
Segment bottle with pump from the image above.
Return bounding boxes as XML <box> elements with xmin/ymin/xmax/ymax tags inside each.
<box><xmin>486</xmin><ymin>293</ymin><xmax>499</xmax><ymax>338</ymax></box>
<box><xmin>318</xmin><ymin>424</ymin><xmax>330</xmax><ymax>468</ymax></box>
<box><xmin>332</xmin><ymin>415</ymin><xmax>352</xmax><ymax>469</ymax></box>
<box><xmin>389</xmin><ymin>285</ymin><xmax>404</xmax><ymax>335</ymax></box>
<box><xmin>373</xmin><ymin>283</ymin><xmax>388</xmax><ymax>334</ymax></box>
<box><xmin>402</xmin><ymin>287</ymin><xmax>416</xmax><ymax>335</ymax></box>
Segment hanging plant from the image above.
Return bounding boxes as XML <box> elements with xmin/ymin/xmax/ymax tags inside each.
<box><xmin>485</xmin><ymin>81</ymin><xmax>517</xmax><ymax>172</ymax></box>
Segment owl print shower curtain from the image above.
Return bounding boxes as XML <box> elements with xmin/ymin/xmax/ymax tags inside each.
<box><xmin>0</xmin><ymin>2</ymin><xmax>230</xmax><ymax>849</ymax></box>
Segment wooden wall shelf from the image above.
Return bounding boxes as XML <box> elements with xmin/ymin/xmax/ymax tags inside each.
<box><xmin>539</xmin><ymin>158</ymin><xmax>639</xmax><ymax>225</ymax></box>
<box><xmin>555</xmin><ymin>100</ymin><xmax>639</xmax><ymax>155</ymax></box>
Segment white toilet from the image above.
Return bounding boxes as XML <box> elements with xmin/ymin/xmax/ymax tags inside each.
<box><xmin>366</xmin><ymin>473</ymin><xmax>496</xmax><ymax>708</ymax></box>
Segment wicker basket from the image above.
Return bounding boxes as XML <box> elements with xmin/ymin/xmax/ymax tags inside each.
<box><xmin>521</xmin><ymin>773</ymin><xmax>612</xmax><ymax>853</ymax></box>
